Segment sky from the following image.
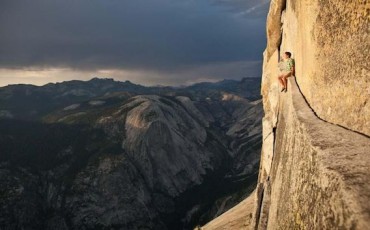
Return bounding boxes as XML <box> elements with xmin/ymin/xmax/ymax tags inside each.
<box><xmin>0</xmin><ymin>0</ymin><xmax>270</xmax><ymax>86</ymax></box>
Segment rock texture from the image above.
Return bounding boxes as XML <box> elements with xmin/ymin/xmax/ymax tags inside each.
<box><xmin>256</xmin><ymin>77</ymin><xmax>370</xmax><ymax>229</ymax></box>
<box><xmin>270</xmin><ymin>0</ymin><xmax>370</xmax><ymax>136</ymax></box>
<box><xmin>202</xmin><ymin>0</ymin><xmax>370</xmax><ymax>229</ymax></box>
<box><xmin>201</xmin><ymin>190</ymin><xmax>256</xmax><ymax>230</ymax></box>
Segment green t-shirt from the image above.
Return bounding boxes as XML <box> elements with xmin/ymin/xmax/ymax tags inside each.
<box><xmin>285</xmin><ymin>58</ymin><xmax>295</xmax><ymax>72</ymax></box>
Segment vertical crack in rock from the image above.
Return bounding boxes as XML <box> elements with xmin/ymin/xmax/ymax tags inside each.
<box><xmin>253</xmin><ymin>183</ymin><xmax>264</xmax><ymax>230</ymax></box>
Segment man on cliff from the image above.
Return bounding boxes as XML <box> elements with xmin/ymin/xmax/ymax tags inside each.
<box><xmin>278</xmin><ymin>52</ymin><xmax>295</xmax><ymax>92</ymax></box>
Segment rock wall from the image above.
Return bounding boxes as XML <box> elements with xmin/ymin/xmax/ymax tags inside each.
<box><xmin>266</xmin><ymin>0</ymin><xmax>370</xmax><ymax>136</ymax></box>
<box><xmin>256</xmin><ymin>0</ymin><xmax>370</xmax><ymax>229</ymax></box>
<box><xmin>201</xmin><ymin>0</ymin><xmax>370</xmax><ymax>229</ymax></box>
<box><xmin>256</xmin><ymin>76</ymin><xmax>370</xmax><ymax>229</ymax></box>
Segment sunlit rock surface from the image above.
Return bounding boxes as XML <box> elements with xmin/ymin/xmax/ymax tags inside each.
<box><xmin>202</xmin><ymin>0</ymin><xmax>370</xmax><ymax>229</ymax></box>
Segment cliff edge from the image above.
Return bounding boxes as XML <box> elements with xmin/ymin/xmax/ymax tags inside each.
<box><xmin>201</xmin><ymin>0</ymin><xmax>370</xmax><ymax>229</ymax></box>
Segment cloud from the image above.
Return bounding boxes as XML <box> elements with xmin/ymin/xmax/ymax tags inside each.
<box><xmin>0</xmin><ymin>60</ymin><xmax>262</xmax><ymax>87</ymax></box>
<box><xmin>0</xmin><ymin>0</ymin><xmax>269</xmax><ymax>85</ymax></box>
<box><xmin>210</xmin><ymin>0</ymin><xmax>270</xmax><ymax>17</ymax></box>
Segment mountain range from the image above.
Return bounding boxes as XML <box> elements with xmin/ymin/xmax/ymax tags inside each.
<box><xmin>0</xmin><ymin>77</ymin><xmax>262</xmax><ymax>230</ymax></box>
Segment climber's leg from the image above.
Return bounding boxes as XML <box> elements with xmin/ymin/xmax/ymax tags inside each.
<box><xmin>283</xmin><ymin>72</ymin><xmax>292</xmax><ymax>89</ymax></box>
<box><xmin>278</xmin><ymin>75</ymin><xmax>285</xmax><ymax>88</ymax></box>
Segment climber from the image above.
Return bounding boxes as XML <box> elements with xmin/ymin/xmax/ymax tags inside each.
<box><xmin>278</xmin><ymin>52</ymin><xmax>295</xmax><ymax>92</ymax></box>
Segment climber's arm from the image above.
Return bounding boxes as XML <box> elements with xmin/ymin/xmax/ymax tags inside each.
<box><xmin>291</xmin><ymin>65</ymin><xmax>295</xmax><ymax>76</ymax></box>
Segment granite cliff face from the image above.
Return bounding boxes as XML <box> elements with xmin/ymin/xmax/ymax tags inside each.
<box><xmin>202</xmin><ymin>0</ymin><xmax>370</xmax><ymax>229</ymax></box>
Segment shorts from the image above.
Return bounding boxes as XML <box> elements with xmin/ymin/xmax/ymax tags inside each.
<box><xmin>279</xmin><ymin>71</ymin><xmax>292</xmax><ymax>77</ymax></box>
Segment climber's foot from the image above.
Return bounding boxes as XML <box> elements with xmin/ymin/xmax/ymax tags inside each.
<box><xmin>284</xmin><ymin>88</ymin><xmax>287</xmax><ymax>93</ymax></box>
<box><xmin>281</xmin><ymin>88</ymin><xmax>286</xmax><ymax>92</ymax></box>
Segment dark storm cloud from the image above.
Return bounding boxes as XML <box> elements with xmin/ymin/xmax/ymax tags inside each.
<box><xmin>0</xmin><ymin>0</ymin><xmax>269</xmax><ymax>73</ymax></box>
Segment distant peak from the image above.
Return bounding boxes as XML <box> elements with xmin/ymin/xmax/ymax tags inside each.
<box><xmin>89</xmin><ymin>77</ymin><xmax>115</xmax><ymax>82</ymax></box>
